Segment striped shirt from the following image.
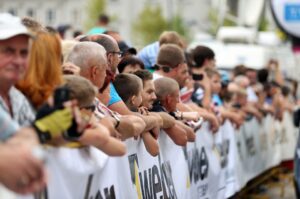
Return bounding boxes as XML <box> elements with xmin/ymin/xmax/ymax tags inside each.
<box><xmin>137</xmin><ymin>42</ymin><xmax>159</xmax><ymax>69</ymax></box>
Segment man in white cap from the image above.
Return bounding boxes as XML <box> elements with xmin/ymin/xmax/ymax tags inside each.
<box><xmin>0</xmin><ymin>13</ymin><xmax>35</xmax><ymax>126</ymax></box>
<box><xmin>0</xmin><ymin>13</ymin><xmax>47</xmax><ymax>195</ymax></box>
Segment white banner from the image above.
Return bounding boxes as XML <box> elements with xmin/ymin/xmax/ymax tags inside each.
<box><xmin>13</xmin><ymin>112</ymin><xmax>296</xmax><ymax>199</ymax></box>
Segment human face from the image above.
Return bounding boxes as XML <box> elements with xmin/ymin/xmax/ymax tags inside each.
<box><xmin>122</xmin><ymin>64</ymin><xmax>143</xmax><ymax>74</ymax></box>
<box><xmin>94</xmin><ymin>63</ymin><xmax>107</xmax><ymax>89</ymax></box>
<box><xmin>107</xmin><ymin>42</ymin><xmax>121</xmax><ymax>73</ymax></box>
<box><xmin>246</xmin><ymin>70</ymin><xmax>257</xmax><ymax>85</ymax></box>
<box><xmin>141</xmin><ymin>80</ymin><xmax>157</xmax><ymax>109</ymax></box>
<box><xmin>132</xmin><ymin>89</ymin><xmax>143</xmax><ymax>109</ymax></box>
<box><xmin>98</xmin><ymin>84</ymin><xmax>111</xmax><ymax>105</ymax></box>
<box><xmin>172</xmin><ymin>62</ymin><xmax>189</xmax><ymax>88</ymax></box>
<box><xmin>166</xmin><ymin>89</ymin><xmax>180</xmax><ymax>112</ymax></box>
<box><xmin>205</xmin><ymin>58</ymin><xmax>216</xmax><ymax>68</ymax></box>
<box><xmin>0</xmin><ymin>35</ymin><xmax>29</xmax><ymax>86</ymax></box>
<box><xmin>210</xmin><ymin>74</ymin><xmax>221</xmax><ymax>94</ymax></box>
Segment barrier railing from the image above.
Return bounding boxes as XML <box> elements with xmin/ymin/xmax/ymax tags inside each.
<box><xmin>11</xmin><ymin>111</ymin><xmax>298</xmax><ymax>199</ymax></box>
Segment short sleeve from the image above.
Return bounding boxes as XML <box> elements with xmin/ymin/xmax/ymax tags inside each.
<box><xmin>108</xmin><ymin>83</ymin><xmax>122</xmax><ymax>106</ymax></box>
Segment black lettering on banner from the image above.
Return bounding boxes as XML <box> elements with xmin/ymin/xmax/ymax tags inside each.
<box><xmin>200</xmin><ymin>147</ymin><xmax>209</xmax><ymax>180</ymax></box>
<box><xmin>104</xmin><ymin>186</ymin><xmax>116</xmax><ymax>199</ymax></box>
<box><xmin>197</xmin><ymin>184</ymin><xmax>208</xmax><ymax>197</ymax></box>
<box><xmin>140</xmin><ymin>169</ymin><xmax>153</xmax><ymax>199</ymax></box>
<box><xmin>216</xmin><ymin>139</ymin><xmax>230</xmax><ymax>168</ymax></box>
<box><xmin>128</xmin><ymin>154</ymin><xmax>139</xmax><ymax>184</ymax></box>
<box><xmin>236</xmin><ymin>140</ymin><xmax>244</xmax><ymax>160</ymax></box>
<box><xmin>158</xmin><ymin>154</ymin><xmax>169</xmax><ymax>199</ymax></box>
<box><xmin>161</xmin><ymin>162</ymin><xmax>177</xmax><ymax>199</ymax></box>
<box><xmin>85</xmin><ymin>185</ymin><xmax>116</xmax><ymax>199</ymax></box>
<box><xmin>185</xmin><ymin>146</ymin><xmax>209</xmax><ymax>184</ymax></box>
<box><xmin>186</xmin><ymin>147</ymin><xmax>199</xmax><ymax>183</ymax></box>
<box><xmin>246</xmin><ymin>137</ymin><xmax>255</xmax><ymax>156</ymax></box>
<box><xmin>84</xmin><ymin>174</ymin><xmax>94</xmax><ymax>199</ymax></box>
<box><xmin>152</xmin><ymin>165</ymin><xmax>162</xmax><ymax>199</ymax></box>
<box><xmin>128</xmin><ymin>153</ymin><xmax>178</xmax><ymax>199</ymax></box>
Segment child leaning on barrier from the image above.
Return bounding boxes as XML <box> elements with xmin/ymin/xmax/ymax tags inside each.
<box><xmin>205</xmin><ymin>68</ymin><xmax>245</xmax><ymax>129</ymax></box>
<box><xmin>62</xmin><ymin>75</ymin><xmax>126</xmax><ymax>156</ymax></box>
<box><xmin>113</xmin><ymin>73</ymin><xmax>160</xmax><ymax>156</ymax></box>
<box><xmin>153</xmin><ymin>77</ymin><xmax>202</xmax><ymax>141</ymax></box>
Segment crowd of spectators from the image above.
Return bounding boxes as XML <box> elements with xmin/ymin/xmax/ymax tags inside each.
<box><xmin>0</xmin><ymin>12</ymin><xmax>298</xmax><ymax>195</ymax></box>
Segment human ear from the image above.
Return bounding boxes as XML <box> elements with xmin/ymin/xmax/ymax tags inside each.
<box><xmin>91</xmin><ymin>66</ymin><xmax>98</xmax><ymax>80</ymax></box>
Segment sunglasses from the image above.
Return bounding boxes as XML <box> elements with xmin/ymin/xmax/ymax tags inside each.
<box><xmin>192</xmin><ymin>73</ymin><xmax>204</xmax><ymax>81</ymax></box>
<box><xmin>108</xmin><ymin>51</ymin><xmax>123</xmax><ymax>58</ymax></box>
<box><xmin>81</xmin><ymin>104</ymin><xmax>96</xmax><ymax>112</ymax></box>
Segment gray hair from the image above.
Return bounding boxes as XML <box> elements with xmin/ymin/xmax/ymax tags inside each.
<box><xmin>154</xmin><ymin>77</ymin><xmax>179</xmax><ymax>100</ymax></box>
<box><xmin>66</xmin><ymin>41</ymin><xmax>107</xmax><ymax>71</ymax></box>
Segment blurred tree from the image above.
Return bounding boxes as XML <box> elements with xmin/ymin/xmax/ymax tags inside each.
<box><xmin>169</xmin><ymin>14</ymin><xmax>190</xmax><ymax>40</ymax></box>
<box><xmin>208</xmin><ymin>8</ymin><xmax>236</xmax><ymax>36</ymax></box>
<box><xmin>258</xmin><ymin>16</ymin><xmax>269</xmax><ymax>31</ymax></box>
<box><xmin>133</xmin><ymin>4</ymin><xmax>168</xmax><ymax>45</ymax></box>
<box><xmin>85</xmin><ymin>0</ymin><xmax>106</xmax><ymax>30</ymax></box>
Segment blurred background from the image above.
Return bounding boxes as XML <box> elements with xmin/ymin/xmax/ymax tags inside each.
<box><xmin>1</xmin><ymin>0</ymin><xmax>300</xmax><ymax>93</ymax></box>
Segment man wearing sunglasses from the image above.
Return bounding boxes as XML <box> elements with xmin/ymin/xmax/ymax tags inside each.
<box><xmin>153</xmin><ymin>44</ymin><xmax>220</xmax><ymax>133</ymax></box>
<box><xmin>152</xmin><ymin>44</ymin><xmax>189</xmax><ymax>89</ymax></box>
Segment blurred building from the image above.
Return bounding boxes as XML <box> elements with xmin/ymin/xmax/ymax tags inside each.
<box><xmin>0</xmin><ymin>0</ymin><xmax>85</xmax><ymax>30</ymax></box>
<box><xmin>0</xmin><ymin>0</ymin><xmax>215</xmax><ymax>41</ymax></box>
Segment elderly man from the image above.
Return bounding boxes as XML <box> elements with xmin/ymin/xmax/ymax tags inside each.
<box><xmin>0</xmin><ymin>13</ymin><xmax>60</xmax><ymax>195</ymax></box>
<box><xmin>79</xmin><ymin>34</ymin><xmax>130</xmax><ymax>114</ymax></box>
<box><xmin>0</xmin><ymin>13</ymin><xmax>35</xmax><ymax>126</ymax></box>
<box><xmin>66</xmin><ymin>42</ymin><xmax>146</xmax><ymax>139</ymax></box>
<box><xmin>78</xmin><ymin>35</ymin><xmax>165</xmax><ymax>139</ymax></box>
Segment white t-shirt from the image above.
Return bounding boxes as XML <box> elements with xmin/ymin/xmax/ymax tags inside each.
<box><xmin>247</xmin><ymin>86</ymin><xmax>258</xmax><ymax>102</ymax></box>
<box><xmin>152</xmin><ymin>72</ymin><xmax>163</xmax><ymax>80</ymax></box>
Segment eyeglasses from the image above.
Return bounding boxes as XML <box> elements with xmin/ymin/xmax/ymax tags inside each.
<box><xmin>108</xmin><ymin>51</ymin><xmax>123</xmax><ymax>58</ymax></box>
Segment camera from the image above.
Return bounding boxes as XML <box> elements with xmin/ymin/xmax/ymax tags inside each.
<box><xmin>53</xmin><ymin>86</ymin><xmax>82</xmax><ymax>141</ymax></box>
<box><xmin>192</xmin><ymin>73</ymin><xmax>204</xmax><ymax>81</ymax></box>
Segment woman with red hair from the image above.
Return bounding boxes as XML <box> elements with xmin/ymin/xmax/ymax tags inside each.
<box><xmin>17</xmin><ymin>31</ymin><xmax>63</xmax><ymax>109</ymax></box>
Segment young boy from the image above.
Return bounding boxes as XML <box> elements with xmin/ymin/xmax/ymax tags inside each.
<box><xmin>205</xmin><ymin>68</ymin><xmax>245</xmax><ymax>128</ymax></box>
<box><xmin>63</xmin><ymin>75</ymin><xmax>126</xmax><ymax>156</ymax></box>
<box><xmin>113</xmin><ymin>73</ymin><xmax>160</xmax><ymax>156</ymax></box>
<box><xmin>153</xmin><ymin>77</ymin><xmax>204</xmax><ymax>141</ymax></box>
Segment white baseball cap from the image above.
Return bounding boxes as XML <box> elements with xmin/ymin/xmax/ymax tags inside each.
<box><xmin>0</xmin><ymin>13</ymin><xmax>30</xmax><ymax>40</ymax></box>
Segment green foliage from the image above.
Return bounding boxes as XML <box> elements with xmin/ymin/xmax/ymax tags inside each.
<box><xmin>85</xmin><ymin>0</ymin><xmax>106</xmax><ymax>30</ymax></box>
<box><xmin>258</xmin><ymin>16</ymin><xmax>269</xmax><ymax>31</ymax></box>
<box><xmin>169</xmin><ymin>14</ymin><xmax>189</xmax><ymax>40</ymax></box>
<box><xmin>133</xmin><ymin>4</ymin><xmax>190</xmax><ymax>46</ymax></box>
<box><xmin>208</xmin><ymin>8</ymin><xmax>236</xmax><ymax>35</ymax></box>
<box><xmin>133</xmin><ymin>4</ymin><xmax>168</xmax><ymax>45</ymax></box>
<box><xmin>208</xmin><ymin>8</ymin><xmax>219</xmax><ymax>36</ymax></box>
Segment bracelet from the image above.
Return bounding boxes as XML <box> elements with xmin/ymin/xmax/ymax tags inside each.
<box><xmin>180</xmin><ymin>112</ymin><xmax>183</xmax><ymax>120</ymax></box>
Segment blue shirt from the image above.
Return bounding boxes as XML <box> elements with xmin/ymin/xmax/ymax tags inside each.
<box><xmin>88</xmin><ymin>27</ymin><xmax>107</xmax><ymax>35</ymax></box>
<box><xmin>137</xmin><ymin>42</ymin><xmax>159</xmax><ymax>69</ymax></box>
<box><xmin>108</xmin><ymin>83</ymin><xmax>122</xmax><ymax>106</ymax></box>
<box><xmin>0</xmin><ymin>108</ymin><xmax>19</xmax><ymax>141</ymax></box>
<box><xmin>212</xmin><ymin>94</ymin><xmax>223</xmax><ymax>107</ymax></box>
